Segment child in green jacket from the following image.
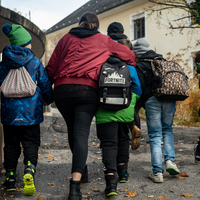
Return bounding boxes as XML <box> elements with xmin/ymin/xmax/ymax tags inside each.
<box><xmin>96</xmin><ymin>34</ymin><xmax>142</xmax><ymax>197</ymax></box>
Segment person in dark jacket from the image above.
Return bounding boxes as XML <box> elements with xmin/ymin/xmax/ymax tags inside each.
<box><xmin>107</xmin><ymin>22</ymin><xmax>143</xmax><ymax>150</ymax></box>
<box><xmin>46</xmin><ymin>13</ymin><xmax>136</xmax><ymax>200</ymax></box>
<box><xmin>96</xmin><ymin>32</ymin><xmax>141</xmax><ymax>197</ymax></box>
<box><xmin>0</xmin><ymin>24</ymin><xmax>53</xmax><ymax>195</ymax></box>
<box><xmin>132</xmin><ymin>38</ymin><xmax>180</xmax><ymax>183</ymax></box>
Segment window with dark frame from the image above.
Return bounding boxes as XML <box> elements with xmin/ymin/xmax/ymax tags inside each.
<box><xmin>133</xmin><ymin>17</ymin><xmax>145</xmax><ymax>40</ymax></box>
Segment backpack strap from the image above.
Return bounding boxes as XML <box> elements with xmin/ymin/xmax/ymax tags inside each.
<box><xmin>103</xmin><ymin>88</ymin><xmax>107</xmax><ymax>103</ymax></box>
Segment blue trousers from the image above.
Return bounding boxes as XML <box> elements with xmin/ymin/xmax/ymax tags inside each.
<box><xmin>145</xmin><ymin>96</ymin><xmax>176</xmax><ymax>173</ymax></box>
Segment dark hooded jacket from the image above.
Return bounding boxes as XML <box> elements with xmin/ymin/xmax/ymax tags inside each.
<box><xmin>0</xmin><ymin>45</ymin><xmax>53</xmax><ymax>126</ymax></box>
<box><xmin>136</xmin><ymin>50</ymin><xmax>162</xmax><ymax>108</ymax></box>
<box><xmin>46</xmin><ymin>27</ymin><xmax>136</xmax><ymax>90</ymax></box>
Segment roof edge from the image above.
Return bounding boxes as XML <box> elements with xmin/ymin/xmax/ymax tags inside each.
<box><xmin>45</xmin><ymin>0</ymin><xmax>134</xmax><ymax>35</ymax></box>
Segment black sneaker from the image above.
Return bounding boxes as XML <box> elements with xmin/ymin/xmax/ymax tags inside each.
<box><xmin>4</xmin><ymin>171</ymin><xmax>16</xmax><ymax>191</ymax></box>
<box><xmin>105</xmin><ymin>174</ymin><xmax>118</xmax><ymax>197</ymax></box>
<box><xmin>81</xmin><ymin>165</ymin><xmax>88</xmax><ymax>183</ymax></box>
<box><xmin>117</xmin><ymin>163</ymin><xmax>129</xmax><ymax>183</ymax></box>
<box><xmin>194</xmin><ymin>144</ymin><xmax>200</xmax><ymax>164</ymax></box>
<box><xmin>23</xmin><ymin>161</ymin><xmax>36</xmax><ymax>196</ymax></box>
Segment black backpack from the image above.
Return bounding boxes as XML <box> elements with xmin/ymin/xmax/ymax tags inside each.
<box><xmin>98</xmin><ymin>57</ymin><xmax>132</xmax><ymax>111</ymax></box>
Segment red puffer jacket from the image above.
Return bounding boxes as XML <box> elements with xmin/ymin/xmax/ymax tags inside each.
<box><xmin>46</xmin><ymin>27</ymin><xmax>136</xmax><ymax>89</ymax></box>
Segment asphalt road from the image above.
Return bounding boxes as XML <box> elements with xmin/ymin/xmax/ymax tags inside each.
<box><xmin>0</xmin><ymin>113</ymin><xmax>199</xmax><ymax>200</ymax></box>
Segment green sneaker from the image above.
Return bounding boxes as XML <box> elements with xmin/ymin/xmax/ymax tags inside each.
<box><xmin>105</xmin><ymin>174</ymin><xmax>118</xmax><ymax>197</ymax></box>
<box><xmin>4</xmin><ymin>171</ymin><xmax>16</xmax><ymax>191</ymax></box>
<box><xmin>117</xmin><ymin>163</ymin><xmax>129</xmax><ymax>183</ymax></box>
<box><xmin>23</xmin><ymin>161</ymin><xmax>36</xmax><ymax>195</ymax></box>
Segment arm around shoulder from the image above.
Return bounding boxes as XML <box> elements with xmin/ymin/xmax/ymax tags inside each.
<box><xmin>107</xmin><ymin>36</ymin><xmax>136</xmax><ymax>66</ymax></box>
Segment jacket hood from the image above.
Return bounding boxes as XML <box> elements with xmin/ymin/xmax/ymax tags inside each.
<box><xmin>2</xmin><ymin>45</ymin><xmax>34</xmax><ymax>69</ymax></box>
<box><xmin>69</xmin><ymin>27</ymin><xmax>99</xmax><ymax>38</ymax></box>
<box><xmin>138</xmin><ymin>50</ymin><xmax>162</xmax><ymax>60</ymax></box>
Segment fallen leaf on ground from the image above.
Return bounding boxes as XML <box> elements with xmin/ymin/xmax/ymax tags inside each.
<box><xmin>170</xmin><ymin>190</ymin><xmax>174</xmax><ymax>193</ymax></box>
<box><xmin>37</xmin><ymin>193</ymin><xmax>42</xmax><ymax>197</ymax></box>
<box><xmin>47</xmin><ymin>183</ymin><xmax>55</xmax><ymax>187</ymax></box>
<box><xmin>178</xmin><ymin>149</ymin><xmax>184</xmax><ymax>151</ymax></box>
<box><xmin>182</xmin><ymin>157</ymin><xmax>188</xmax><ymax>160</ymax></box>
<box><xmin>86</xmin><ymin>192</ymin><xmax>92</xmax><ymax>195</ymax></box>
<box><xmin>148</xmin><ymin>195</ymin><xmax>154</xmax><ymax>198</ymax></box>
<box><xmin>53</xmin><ymin>158</ymin><xmax>60</xmax><ymax>161</ymax></box>
<box><xmin>176</xmin><ymin>176</ymin><xmax>185</xmax><ymax>180</ymax></box>
<box><xmin>16</xmin><ymin>188</ymin><xmax>23</xmax><ymax>192</ymax></box>
<box><xmin>37</xmin><ymin>198</ymin><xmax>42</xmax><ymax>200</ymax></box>
<box><xmin>158</xmin><ymin>196</ymin><xmax>168</xmax><ymax>199</ymax></box>
<box><xmin>180</xmin><ymin>172</ymin><xmax>189</xmax><ymax>177</ymax></box>
<box><xmin>175</xmin><ymin>161</ymin><xmax>180</xmax><ymax>164</ymax></box>
<box><xmin>125</xmin><ymin>191</ymin><xmax>138</xmax><ymax>198</ymax></box>
<box><xmin>47</xmin><ymin>154</ymin><xmax>53</xmax><ymax>159</ymax></box>
<box><xmin>92</xmin><ymin>188</ymin><xmax>100</xmax><ymax>192</ymax></box>
<box><xmin>181</xmin><ymin>193</ymin><xmax>193</xmax><ymax>197</ymax></box>
<box><xmin>82</xmin><ymin>195</ymin><xmax>88</xmax><ymax>198</ymax></box>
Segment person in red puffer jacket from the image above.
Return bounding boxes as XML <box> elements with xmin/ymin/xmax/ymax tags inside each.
<box><xmin>46</xmin><ymin>12</ymin><xmax>136</xmax><ymax>200</ymax></box>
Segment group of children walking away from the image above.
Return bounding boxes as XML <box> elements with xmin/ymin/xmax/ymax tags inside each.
<box><xmin>0</xmin><ymin>11</ymin><xmax>199</xmax><ymax>199</ymax></box>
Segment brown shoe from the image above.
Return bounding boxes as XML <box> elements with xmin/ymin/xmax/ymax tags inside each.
<box><xmin>131</xmin><ymin>126</ymin><xmax>142</xmax><ymax>150</ymax></box>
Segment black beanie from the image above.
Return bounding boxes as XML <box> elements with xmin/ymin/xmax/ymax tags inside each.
<box><xmin>107</xmin><ymin>22</ymin><xmax>124</xmax><ymax>35</ymax></box>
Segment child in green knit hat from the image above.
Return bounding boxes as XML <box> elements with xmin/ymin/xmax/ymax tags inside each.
<box><xmin>194</xmin><ymin>51</ymin><xmax>200</xmax><ymax>164</ymax></box>
<box><xmin>2</xmin><ymin>24</ymin><xmax>32</xmax><ymax>46</ymax></box>
<box><xmin>1</xmin><ymin>24</ymin><xmax>53</xmax><ymax>196</ymax></box>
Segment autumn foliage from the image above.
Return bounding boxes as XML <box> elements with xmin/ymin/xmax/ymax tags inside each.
<box><xmin>175</xmin><ymin>78</ymin><xmax>200</xmax><ymax>125</ymax></box>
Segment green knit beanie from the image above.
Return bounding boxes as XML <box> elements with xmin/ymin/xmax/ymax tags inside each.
<box><xmin>2</xmin><ymin>24</ymin><xmax>32</xmax><ymax>47</ymax></box>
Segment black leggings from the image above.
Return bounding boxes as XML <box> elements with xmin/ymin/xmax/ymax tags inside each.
<box><xmin>97</xmin><ymin>122</ymin><xmax>130</xmax><ymax>174</ymax></box>
<box><xmin>55</xmin><ymin>96</ymin><xmax>97</xmax><ymax>174</ymax></box>
<box><xmin>3</xmin><ymin>124</ymin><xmax>40</xmax><ymax>170</ymax></box>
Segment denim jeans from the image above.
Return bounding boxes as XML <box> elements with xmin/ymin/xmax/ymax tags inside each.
<box><xmin>145</xmin><ymin>96</ymin><xmax>176</xmax><ymax>173</ymax></box>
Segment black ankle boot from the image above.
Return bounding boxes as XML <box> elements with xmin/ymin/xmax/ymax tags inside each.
<box><xmin>81</xmin><ymin>165</ymin><xmax>88</xmax><ymax>183</ymax></box>
<box><xmin>68</xmin><ymin>179</ymin><xmax>82</xmax><ymax>200</ymax></box>
<box><xmin>117</xmin><ymin>163</ymin><xmax>129</xmax><ymax>183</ymax></box>
<box><xmin>105</xmin><ymin>173</ymin><xmax>118</xmax><ymax>197</ymax></box>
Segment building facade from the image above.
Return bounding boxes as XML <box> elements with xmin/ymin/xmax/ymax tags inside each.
<box><xmin>44</xmin><ymin>0</ymin><xmax>200</xmax><ymax>77</ymax></box>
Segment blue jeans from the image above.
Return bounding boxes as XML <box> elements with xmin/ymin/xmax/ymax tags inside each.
<box><xmin>145</xmin><ymin>96</ymin><xmax>176</xmax><ymax>173</ymax></box>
